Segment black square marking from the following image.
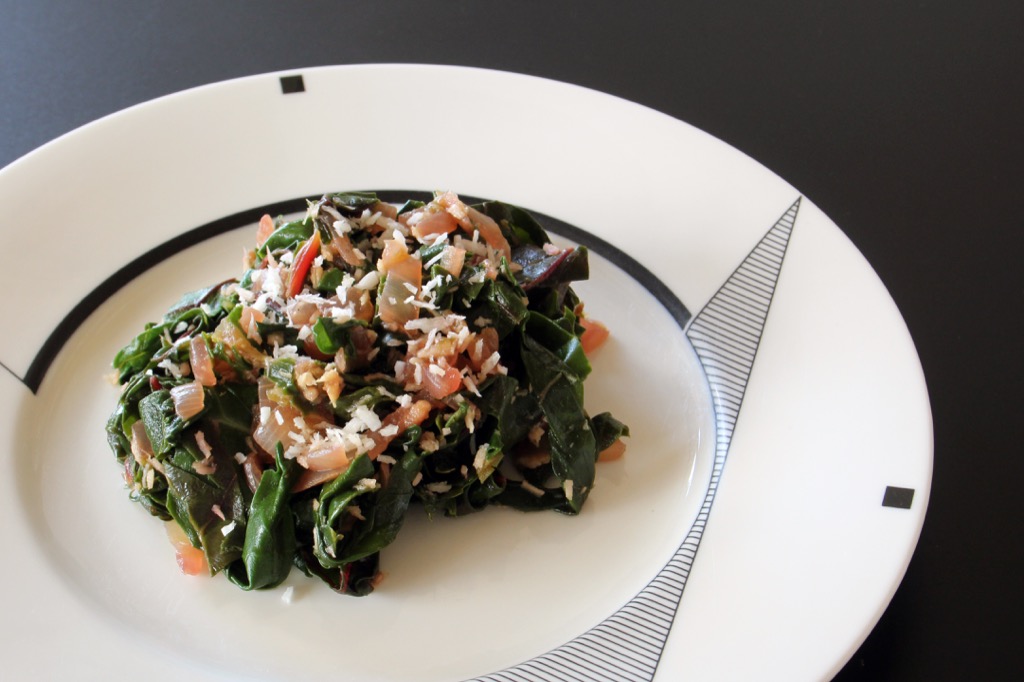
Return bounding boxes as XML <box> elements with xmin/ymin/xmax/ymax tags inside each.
<box><xmin>882</xmin><ymin>486</ymin><xmax>915</xmax><ymax>509</ymax></box>
<box><xmin>280</xmin><ymin>75</ymin><xmax>305</xmax><ymax>94</ymax></box>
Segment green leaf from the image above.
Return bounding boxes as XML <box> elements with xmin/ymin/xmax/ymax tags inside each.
<box><xmin>474</xmin><ymin>200</ymin><xmax>551</xmax><ymax>247</ymax></box>
<box><xmin>163</xmin><ymin>434</ymin><xmax>248</xmax><ymax>573</ymax></box>
<box><xmin>338</xmin><ymin>449</ymin><xmax>424</xmax><ymax>563</ymax></box>
<box><xmin>328</xmin><ymin>191</ymin><xmax>381</xmax><ymax>215</ymax></box>
<box><xmin>465</xmin><ymin>279</ymin><xmax>529</xmax><ymax>339</ymax></box>
<box><xmin>256</xmin><ymin>217</ymin><xmax>313</xmax><ymax>259</ymax></box>
<box><xmin>228</xmin><ymin>449</ymin><xmax>300</xmax><ymax>590</ymax></box>
<box><xmin>591</xmin><ymin>412</ymin><xmax>630</xmax><ymax>453</ymax></box>
<box><xmin>331</xmin><ymin>384</ymin><xmax>395</xmax><ymax>418</ymax></box>
<box><xmin>524</xmin><ymin>311</ymin><xmax>591</xmax><ymax>379</ymax></box>
<box><xmin>520</xmin><ymin>330</ymin><xmax>597</xmax><ymax>514</ymax></box>
<box><xmin>478</xmin><ymin>375</ymin><xmax>540</xmax><ymax>452</ymax></box>
<box><xmin>310</xmin><ymin>317</ymin><xmax>365</xmax><ymax>356</ymax></box>
<box><xmin>112</xmin><ymin>323</ymin><xmax>168</xmax><ymax>381</ymax></box>
<box><xmin>312</xmin><ymin>454</ymin><xmax>377</xmax><ymax>568</ymax></box>
<box><xmin>139</xmin><ymin>389</ymin><xmax>190</xmax><ymax>456</ymax></box>
<box><xmin>315</xmin><ymin>267</ymin><xmax>347</xmax><ymax>293</ymax></box>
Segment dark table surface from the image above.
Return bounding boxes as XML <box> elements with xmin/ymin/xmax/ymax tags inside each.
<box><xmin>2</xmin><ymin>2</ymin><xmax>1021</xmax><ymax>680</ymax></box>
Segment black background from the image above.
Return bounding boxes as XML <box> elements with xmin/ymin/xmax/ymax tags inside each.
<box><xmin>2</xmin><ymin>2</ymin><xmax>1021</xmax><ymax>679</ymax></box>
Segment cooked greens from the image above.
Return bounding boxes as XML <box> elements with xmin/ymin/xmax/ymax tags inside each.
<box><xmin>106</xmin><ymin>191</ymin><xmax>627</xmax><ymax>596</ymax></box>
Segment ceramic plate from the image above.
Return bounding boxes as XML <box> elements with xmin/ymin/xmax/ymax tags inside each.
<box><xmin>0</xmin><ymin>65</ymin><xmax>931</xmax><ymax>681</ymax></box>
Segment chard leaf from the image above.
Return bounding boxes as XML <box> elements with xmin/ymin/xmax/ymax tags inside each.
<box><xmin>315</xmin><ymin>267</ymin><xmax>347</xmax><ymax>293</ymax></box>
<box><xmin>257</xmin><ymin>217</ymin><xmax>313</xmax><ymax>259</ymax></box>
<box><xmin>474</xmin><ymin>200</ymin><xmax>551</xmax><ymax>247</ymax></box>
<box><xmin>338</xmin><ymin>449</ymin><xmax>424</xmax><ymax>564</ymax></box>
<box><xmin>311</xmin><ymin>317</ymin><xmax>365</xmax><ymax>356</ymax></box>
<box><xmin>139</xmin><ymin>389</ymin><xmax>191</xmax><ymax>456</ymax></box>
<box><xmin>163</xmin><ymin>436</ymin><xmax>247</xmax><ymax>573</ymax></box>
<box><xmin>478</xmin><ymin>375</ymin><xmax>540</xmax><ymax>451</ymax></box>
<box><xmin>591</xmin><ymin>412</ymin><xmax>630</xmax><ymax>452</ymax></box>
<box><xmin>497</xmin><ymin>481</ymin><xmax>568</xmax><ymax>512</ymax></box>
<box><xmin>162</xmin><ymin>281</ymin><xmax>230</xmax><ymax>320</ymax></box>
<box><xmin>266</xmin><ymin>357</ymin><xmax>298</xmax><ymax>395</ymax></box>
<box><xmin>228</xmin><ymin>449</ymin><xmax>300</xmax><ymax>590</ymax></box>
<box><xmin>524</xmin><ymin>311</ymin><xmax>590</xmax><ymax>380</ymax></box>
<box><xmin>199</xmin><ymin>383</ymin><xmax>259</xmax><ymax>459</ymax></box>
<box><xmin>313</xmin><ymin>454</ymin><xmax>377</xmax><ymax>568</ymax></box>
<box><xmin>465</xmin><ymin>279</ymin><xmax>528</xmax><ymax>339</ymax></box>
<box><xmin>512</xmin><ymin>245</ymin><xmax>589</xmax><ymax>291</ymax></box>
<box><xmin>520</xmin><ymin>327</ymin><xmax>597</xmax><ymax>514</ymax></box>
<box><xmin>331</xmin><ymin>385</ymin><xmax>394</xmax><ymax>418</ymax></box>
<box><xmin>328</xmin><ymin>191</ymin><xmax>380</xmax><ymax>215</ymax></box>
<box><xmin>112</xmin><ymin>323</ymin><xmax>168</xmax><ymax>381</ymax></box>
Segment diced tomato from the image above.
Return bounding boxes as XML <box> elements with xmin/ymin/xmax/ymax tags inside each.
<box><xmin>256</xmin><ymin>214</ymin><xmax>275</xmax><ymax>246</ymax></box>
<box><xmin>377</xmin><ymin>237</ymin><xmax>423</xmax><ymax>329</ymax></box>
<box><xmin>435</xmin><ymin>192</ymin><xmax>512</xmax><ymax>259</ymax></box>
<box><xmin>176</xmin><ymin>544</ymin><xmax>208</xmax><ymax>575</ymax></box>
<box><xmin>468</xmin><ymin>327</ymin><xmax>499</xmax><ymax>372</ymax></box>
<box><xmin>411</xmin><ymin>209</ymin><xmax>459</xmax><ymax>240</ymax></box>
<box><xmin>372</xmin><ymin>200</ymin><xmax>399</xmax><ymax>220</ymax></box>
<box><xmin>165</xmin><ymin>522</ymin><xmax>208</xmax><ymax>576</ymax></box>
<box><xmin>292</xmin><ymin>466</ymin><xmax>348</xmax><ymax>493</ymax></box>
<box><xmin>378</xmin><ymin>237</ymin><xmax>422</xmax><ymax>283</ymax></box>
<box><xmin>438</xmin><ymin>246</ymin><xmax>466</xmax><ymax>278</ymax></box>
<box><xmin>598</xmin><ymin>438</ymin><xmax>627</xmax><ymax>462</ymax></box>
<box><xmin>287</xmin><ymin>230</ymin><xmax>322</xmax><ymax>298</ymax></box>
<box><xmin>303</xmin><ymin>337</ymin><xmax>334</xmax><ymax>361</ymax></box>
<box><xmin>466</xmin><ymin>206</ymin><xmax>511</xmax><ymax>260</ymax></box>
<box><xmin>368</xmin><ymin>400</ymin><xmax>432</xmax><ymax>458</ymax></box>
<box><xmin>422</xmin><ymin>363</ymin><xmax>463</xmax><ymax>400</ymax></box>
<box><xmin>189</xmin><ymin>335</ymin><xmax>216</xmax><ymax>387</ymax></box>
<box><xmin>329</xmin><ymin>232</ymin><xmax>364</xmax><ymax>266</ymax></box>
<box><xmin>579</xmin><ymin>317</ymin><xmax>610</xmax><ymax>356</ymax></box>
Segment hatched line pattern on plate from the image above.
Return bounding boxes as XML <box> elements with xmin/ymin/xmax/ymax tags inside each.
<box><xmin>471</xmin><ymin>198</ymin><xmax>800</xmax><ymax>681</ymax></box>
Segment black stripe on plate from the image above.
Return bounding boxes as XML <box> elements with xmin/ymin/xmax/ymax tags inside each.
<box><xmin>21</xmin><ymin>197</ymin><xmax>308</xmax><ymax>392</ymax></box>
<box><xmin>17</xmin><ymin>191</ymin><xmax>690</xmax><ymax>393</ymax></box>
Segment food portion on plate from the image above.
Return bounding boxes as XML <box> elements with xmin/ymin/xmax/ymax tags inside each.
<box><xmin>105</xmin><ymin>191</ymin><xmax>628</xmax><ymax>596</ymax></box>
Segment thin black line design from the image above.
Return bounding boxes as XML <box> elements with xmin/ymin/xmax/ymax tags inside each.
<box><xmin>5</xmin><ymin>179</ymin><xmax>798</xmax><ymax>680</ymax></box>
<box><xmin>0</xmin><ymin>359</ymin><xmax>20</xmax><ymax>383</ymax></box>
<box><xmin>470</xmin><ymin>198</ymin><xmax>800</xmax><ymax>682</ymax></box>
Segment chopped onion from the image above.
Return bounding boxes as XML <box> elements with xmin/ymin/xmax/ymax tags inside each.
<box><xmin>367</xmin><ymin>400</ymin><xmax>432</xmax><ymax>459</ymax></box>
<box><xmin>378</xmin><ymin>271</ymin><xmax>419</xmax><ymax>329</ymax></box>
<box><xmin>170</xmin><ymin>380</ymin><xmax>205</xmax><ymax>420</ymax></box>
<box><xmin>189</xmin><ymin>336</ymin><xmax>216</xmax><ymax>387</ymax></box>
<box><xmin>305</xmin><ymin>440</ymin><xmax>351</xmax><ymax>472</ymax></box>
<box><xmin>291</xmin><ymin>467</ymin><xmax>346</xmax><ymax>493</ymax></box>
<box><xmin>439</xmin><ymin>246</ymin><xmax>466</xmax><ymax>278</ymax></box>
<box><xmin>243</xmin><ymin>453</ymin><xmax>263</xmax><ymax>493</ymax></box>
<box><xmin>130</xmin><ymin>420</ymin><xmax>154</xmax><ymax>465</ymax></box>
<box><xmin>212</xmin><ymin>316</ymin><xmax>266</xmax><ymax>367</ymax></box>
<box><xmin>252</xmin><ymin>378</ymin><xmax>302</xmax><ymax>456</ymax></box>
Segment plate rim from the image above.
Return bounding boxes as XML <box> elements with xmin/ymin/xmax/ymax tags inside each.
<box><xmin>0</xmin><ymin>63</ymin><xmax>933</xmax><ymax>682</ymax></box>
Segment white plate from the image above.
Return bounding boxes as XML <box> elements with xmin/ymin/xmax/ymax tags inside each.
<box><xmin>0</xmin><ymin>65</ymin><xmax>931</xmax><ymax>681</ymax></box>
